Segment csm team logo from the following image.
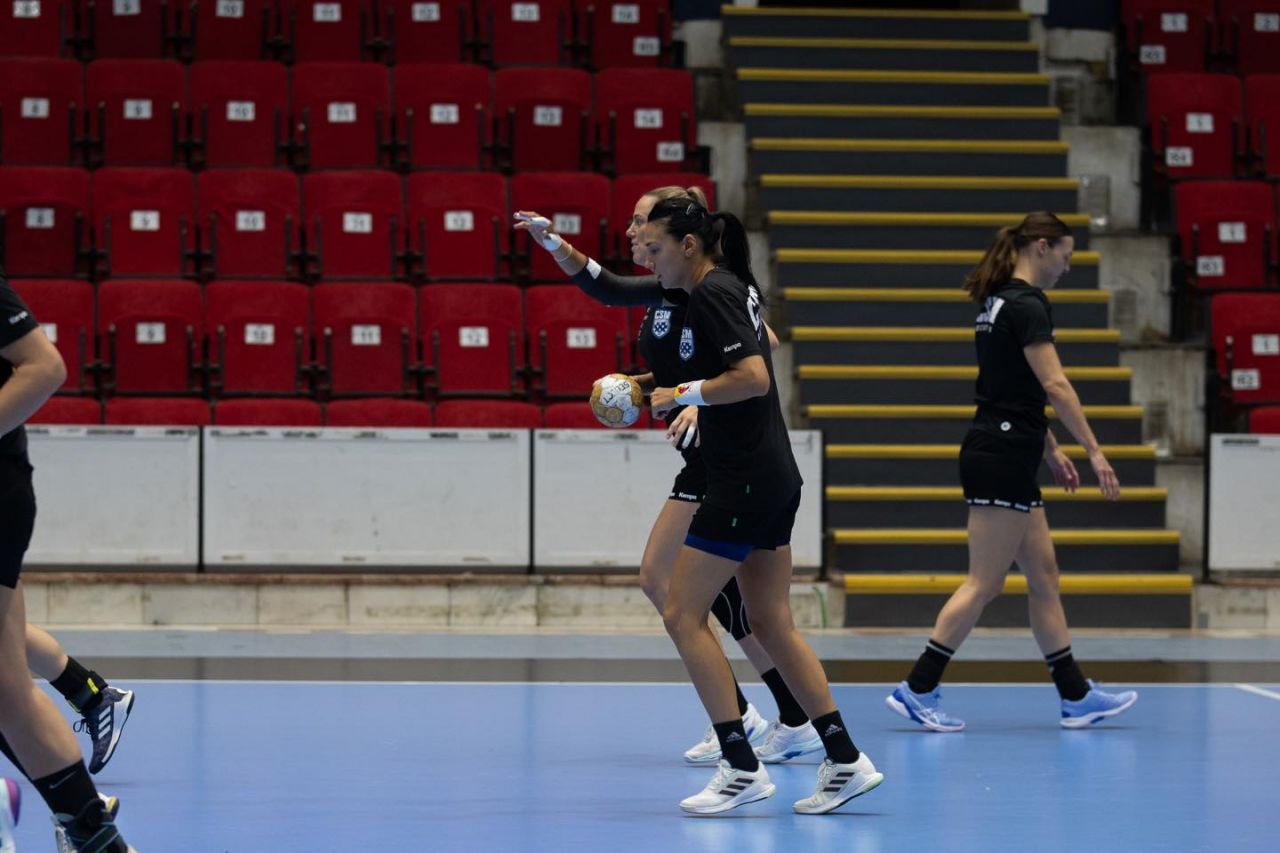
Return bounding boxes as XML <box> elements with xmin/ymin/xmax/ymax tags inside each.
<box><xmin>651</xmin><ymin>308</ymin><xmax>671</xmax><ymax>339</ymax></box>
<box><xmin>679</xmin><ymin>327</ymin><xmax>695</xmax><ymax>361</ymax></box>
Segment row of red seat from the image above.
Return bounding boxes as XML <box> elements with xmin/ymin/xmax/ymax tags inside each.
<box><xmin>0</xmin><ymin>0</ymin><xmax>674</xmax><ymax>69</ymax></box>
<box><xmin>0</xmin><ymin>60</ymin><xmax>697</xmax><ymax>173</ymax></box>
<box><xmin>0</xmin><ymin>168</ymin><xmax>713</xmax><ymax>282</ymax></box>
<box><xmin>1211</xmin><ymin>292</ymin><xmax>1280</xmax><ymax>404</ymax></box>
<box><xmin>13</xmin><ymin>279</ymin><xmax>649</xmax><ymax>399</ymax></box>
<box><xmin>1147</xmin><ymin>73</ymin><xmax>1280</xmax><ymax>178</ymax></box>
<box><xmin>1123</xmin><ymin>0</ymin><xmax>1280</xmax><ymax>73</ymax></box>
<box><xmin>30</xmin><ymin>395</ymin><xmax>657</xmax><ymax>429</ymax></box>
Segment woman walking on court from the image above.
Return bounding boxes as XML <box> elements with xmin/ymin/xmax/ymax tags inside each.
<box><xmin>513</xmin><ymin>187</ymin><xmax>822</xmax><ymax>765</ymax></box>
<box><xmin>886</xmin><ymin>211</ymin><xmax>1138</xmax><ymax>732</ymax></box>
<box><xmin>645</xmin><ymin>199</ymin><xmax>882</xmax><ymax>815</ymax></box>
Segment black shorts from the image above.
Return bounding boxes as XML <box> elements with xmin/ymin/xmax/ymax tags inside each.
<box><xmin>686</xmin><ymin>490</ymin><xmax>801</xmax><ymax>562</ymax></box>
<box><xmin>0</xmin><ymin>455</ymin><xmax>36</xmax><ymax>588</ymax></box>
<box><xmin>669</xmin><ymin>455</ymin><xmax>707</xmax><ymax>503</ymax></box>
<box><xmin>958</xmin><ymin>428</ymin><xmax>1044</xmax><ymax>514</ymax></box>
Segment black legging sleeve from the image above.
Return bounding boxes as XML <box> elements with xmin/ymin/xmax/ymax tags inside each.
<box><xmin>569</xmin><ymin>261</ymin><xmax>663</xmax><ymax>307</ymax></box>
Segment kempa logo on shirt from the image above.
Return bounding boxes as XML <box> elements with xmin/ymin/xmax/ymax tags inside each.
<box><xmin>723</xmin><ymin>341</ymin><xmax>742</xmax><ymax>353</ymax></box>
<box><xmin>8</xmin><ymin>311</ymin><xmax>29</xmax><ymax>325</ymax></box>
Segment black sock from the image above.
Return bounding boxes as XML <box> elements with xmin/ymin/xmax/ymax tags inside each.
<box><xmin>906</xmin><ymin>639</ymin><xmax>955</xmax><ymax>695</ymax></box>
<box><xmin>811</xmin><ymin>710</ymin><xmax>860</xmax><ymax>764</ymax></box>
<box><xmin>50</xmin><ymin>658</ymin><xmax>107</xmax><ymax>713</ymax></box>
<box><xmin>761</xmin><ymin>668</ymin><xmax>807</xmax><ymax>727</ymax></box>
<box><xmin>0</xmin><ymin>733</ymin><xmax>27</xmax><ymax>779</ymax></box>
<box><xmin>32</xmin><ymin>761</ymin><xmax>98</xmax><ymax>818</ymax></box>
<box><xmin>1045</xmin><ymin>646</ymin><xmax>1090</xmax><ymax>701</ymax></box>
<box><xmin>712</xmin><ymin>719</ymin><xmax>760</xmax><ymax>771</ymax></box>
<box><xmin>734</xmin><ymin>678</ymin><xmax>749</xmax><ymax>717</ymax></box>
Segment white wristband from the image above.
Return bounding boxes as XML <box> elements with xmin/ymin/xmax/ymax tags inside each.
<box><xmin>674</xmin><ymin>380</ymin><xmax>706</xmax><ymax>406</ymax></box>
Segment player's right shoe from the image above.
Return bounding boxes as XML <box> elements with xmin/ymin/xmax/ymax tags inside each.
<box><xmin>76</xmin><ymin>688</ymin><xmax>135</xmax><ymax>775</ymax></box>
<box><xmin>793</xmin><ymin>754</ymin><xmax>885</xmax><ymax>815</ymax></box>
<box><xmin>885</xmin><ymin>680</ymin><xmax>966</xmax><ymax>732</ymax></box>
<box><xmin>679</xmin><ymin>760</ymin><xmax>775</xmax><ymax>815</ymax></box>
<box><xmin>1</xmin><ymin>778</ymin><xmax>20</xmax><ymax>853</ymax></box>
<box><xmin>754</xmin><ymin>720</ymin><xmax>824</xmax><ymax>763</ymax></box>
<box><xmin>1060</xmin><ymin>681</ymin><xmax>1138</xmax><ymax>728</ymax></box>
<box><xmin>53</xmin><ymin>796</ymin><xmax>135</xmax><ymax>853</ymax></box>
<box><xmin>683</xmin><ymin>703</ymin><xmax>768</xmax><ymax>764</ymax></box>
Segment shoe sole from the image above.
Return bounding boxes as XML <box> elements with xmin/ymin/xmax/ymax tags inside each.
<box><xmin>1060</xmin><ymin>692</ymin><xmax>1138</xmax><ymax>729</ymax></box>
<box><xmin>681</xmin><ymin>783</ymin><xmax>777</xmax><ymax>816</ymax></box>
<box><xmin>885</xmin><ymin>694</ymin><xmax>965</xmax><ymax>733</ymax></box>
<box><xmin>91</xmin><ymin>692</ymin><xmax>135</xmax><ymax>775</ymax></box>
<box><xmin>794</xmin><ymin>772</ymin><xmax>885</xmax><ymax>815</ymax></box>
<box><xmin>757</xmin><ymin>735</ymin><xmax>825</xmax><ymax>764</ymax></box>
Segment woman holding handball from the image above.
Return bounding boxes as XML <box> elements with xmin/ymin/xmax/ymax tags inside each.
<box><xmin>514</xmin><ymin>187</ymin><xmax>823</xmax><ymax>766</ymax></box>
<box><xmin>645</xmin><ymin>199</ymin><xmax>883</xmax><ymax>815</ymax></box>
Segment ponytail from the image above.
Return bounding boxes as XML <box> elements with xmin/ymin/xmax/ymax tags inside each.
<box><xmin>710</xmin><ymin>211</ymin><xmax>757</xmax><ymax>290</ymax></box>
<box><xmin>963</xmin><ymin>211</ymin><xmax>1072</xmax><ymax>303</ymax></box>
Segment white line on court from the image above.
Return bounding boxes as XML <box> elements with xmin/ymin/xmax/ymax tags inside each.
<box><xmin>1234</xmin><ymin>683</ymin><xmax>1280</xmax><ymax>702</ymax></box>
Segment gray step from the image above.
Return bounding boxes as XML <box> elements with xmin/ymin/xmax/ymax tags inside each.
<box><xmin>737</xmin><ymin>69</ymin><xmax>1052</xmax><ymax>107</ymax></box>
<box><xmin>823</xmin><ymin>444</ymin><xmax>1158</xmax><ymax>486</ymax></box>
<box><xmin>744</xmin><ymin>105</ymin><xmax>1061</xmax><ymax>141</ymax></box>
<box><xmin>825</xmin><ymin>486</ymin><xmax>1169</xmax><ymax>529</ymax></box>
<box><xmin>766</xmin><ymin>212</ymin><xmax>1091</xmax><ymax>250</ymax></box>
<box><xmin>774</xmin><ymin>248</ymin><xmax>1100</xmax><ymax>289</ymax></box>
<box><xmin>778</xmin><ymin>287</ymin><xmax>1109</xmax><ymax>328</ymax></box>
<box><xmin>722</xmin><ymin>7</ymin><xmax>1032</xmax><ymax>41</ymax></box>
<box><xmin>798</xmin><ymin>365</ymin><xmax>1131</xmax><ymax>406</ymax></box>
<box><xmin>750</xmin><ymin>138</ymin><xmax>1069</xmax><ymax>177</ymax></box>
<box><xmin>790</xmin><ymin>328</ymin><xmax>1120</xmax><ymax>366</ymax></box>
<box><xmin>728</xmin><ymin>36</ymin><xmax>1042</xmax><ymax>72</ymax></box>
<box><xmin>759</xmin><ymin>175</ymin><xmax>1079</xmax><ymax>214</ymax></box>
<box><xmin>803</xmin><ymin>404</ymin><xmax>1145</xmax><ymax>445</ymax></box>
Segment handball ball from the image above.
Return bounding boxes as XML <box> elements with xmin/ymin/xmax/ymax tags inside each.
<box><xmin>590</xmin><ymin>373</ymin><xmax>643</xmax><ymax>428</ymax></box>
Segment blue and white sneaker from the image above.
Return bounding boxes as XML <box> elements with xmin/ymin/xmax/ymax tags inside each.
<box><xmin>885</xmin><ymin>681</ymin><xmax>966</xmax><ymax>732</ymax></box>
<box><xmin>1</xmin><ymin>778</ymin><xmax>19</xmax><ymax>853</ymax></box>
<box><xmin>754</xmin><ymin>720</ymin><xmax>824</xmax><ymax>763</ymax></box>
<box><xmin>1060</xmin><ymin>680</ymin><xmax>1138</xmax><ymax>728</ymax></box>
<box><xmin>683</xmin><ymin>703</ymin><xmax>768</xmax><ymax>764</ymax></box>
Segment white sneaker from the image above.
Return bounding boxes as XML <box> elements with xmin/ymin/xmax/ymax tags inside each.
<box><xmin>682</xmin><ymin>703</ymin><xmax>769</xmax><ymax>764</ymax></box>
<box><xmin>679</xmin><ymin>760</ymin><xmax>776</xmax><ymax>815</ymax></box>
<box><xmin>754</xmin><ymin>720</ymin><xmax>825</xmax><ymax>763</ymax></box>
<box><xmin>793</xmin><ymin>754</ymin><xmax>885</xmax><ymax>815</ymax></box>
<box><xmin>1</xmin><ymin>778</ymin><xmax>19</xmax><ymax>853</ymax></box>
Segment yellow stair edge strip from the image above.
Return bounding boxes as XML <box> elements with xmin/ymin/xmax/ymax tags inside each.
<box><xmin>744</xmin><ymin>104</ymin><xmax>1060</xmax><ymax>119</ymax></box>
<box><xmin>761</xmin><ymin>175</ymin><xmax>1078</xmax><ymax>189</ymax></box>
<box><xmin>825</xmin><ymin>486</ymin><xmax>1167</xmax><ymax>502</ymax></box>
<box><xmin>791</xmin><ymin>327</ymin><xmax>1119</xmax><ymax>343</ymax></box>
<box><xmin>825</xmin><ymin>444</ymin><xmax>1157</xmax><ymax>460</ymax></box>
<box><xmin>805</xmin><ymin>404</ymin><xmax>1143</xmax><ymax>419</ymax></box>
<box><xmin>799</xmin><ymin>365</ymin><xmax>1130</xmax><ymax>380</ymax></box>
<box><xmin>738</xmin><ymin>69</ymin><xmax>1049</xmax><ymax>85</ymax></box>
<box><xmin>832</xmin><ymin>529</ymin><xmax>1181</xmax><ymax>545</ymax></box>
<box><xmin>768</xmin><ymin>211</ymin><xmax>1089</xmax><ymax>227</ymax></box>
<box><xmin>752</xmin><ymin>138</ymin><xmax>1069</xmax><ymax>154</ymax></box>
<box><xmin>843</xmin><ymin>573</ymin><xmax>1192</xmax><ymax>594</ymax></box>
<box><xmin>722</xmin><ymin>6</ymin><xmax>1030</xmax><ymax>22</ymax></box>
<box><xmin>782</xmin><ymin>287</ymin><xmax>1108</xmax><ymax>303</ymax></box>
<box><xmin>778</xmin><ymin>248</ymin><xmax>1100</xmax><ymax>265</ymax></box>
<box><xmin>728</xmin><ymin>36</ymin><xmax>1039</xmax><ymax>52</ymax></box>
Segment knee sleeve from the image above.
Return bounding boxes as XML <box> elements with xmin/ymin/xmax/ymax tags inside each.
<box><xmin>710</xmin><ymin>576</ymin><xmax>752</xmax><ymax>641</ymax></box>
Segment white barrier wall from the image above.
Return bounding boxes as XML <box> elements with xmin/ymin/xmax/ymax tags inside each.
<box><xmin>203</xmin><ymin>428</ymin><xmax>532</xmax><ymax>570</ymax></box>
<box><xmin>1208</xmin><ymin>434</ymin><xmax>1280</xmax><ymax>572</ymax></box>
<box><xmin>532</xmin><ymin>429</ymin><xmax>824</xmax><ymax>570</ymax></box>
<box><xmin>25</xmin><ymin>426</ymin><xmax>201</xmax><ymax>567</ymax></box>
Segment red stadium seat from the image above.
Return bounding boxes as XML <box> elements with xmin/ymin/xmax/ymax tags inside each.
<box><xmin>105</xmin><ymin>396</ymin><xmax>211</xmax><ymax>425</ymax></box>
<box><xmin>98</xmin><ymin>278</ymin><xmax>203</xmax><ymax>393</ymax></box>
<box><xmin>196</xmin><ymin>169</ymin><xmax>302</xmax><ymax>279</ymax></box>
<box><xmin>214</xmin><ymin>397</ymin><xmax>322</xmax><ymax>425</ymax></box>
<box><xmin>0</xmin><ymin>166</ymin><xmax>89</xmax><ymax>277</ymax></box>
<box><xmin>205</xmin><ymin>280</ymin><xmax>310</xmax><ymax>396</ymax></box>
<box><xmin>11</xmin><ymin>278</ymin><xmax>95</xmax><ymax>392</ymax></box>
<box><xmin>1249</xmin><ymin>404</ymin><xmax>1280</xmax><ymax>432</ymax></box>
<box><xmin>281</xmin><ymin>0</ymin><xmax>381</xmax><ymax>62</ymax></box>
<box><xmin>91</xmin><ymin>167</ymin><xmax>196</xmax><ymax>277</ymax></box>
<box><xmin>578</xmin><ymin>0</ymin><xmax>672</xmax><ymax>70</ymax></box>
<box><xmin>1220</xmin><ymin>1</ymin><xmax>1280</xmax><ymax>74</ymax></box>
<box><xmin>1146</xmin><ymin>73</ymin><xmax>1243</xmax><ymax>179</ymax></box>
<box><xmin>187</xmin><ymin>61</ymin><xmax>289</xmax><ymax>168</ymax></box>
<box><xmin>83</xmin><ymin>0</ymin><xmax>182</xmax><ymax>60</ymax></box>
<box><xmin>1211</xmin><ymin>292</ymin><xmax>1280</xmax><ymax>403</ymax></box>
<box><xmin>0</xmin><ymin>0</ymin><xmax>70</xmax><ymax>59</ymax></box>
<box><xmin>510</xmin><ymin>172</ymin><xmax>609</xmax><ymax>281</ymax></box>
<box><xmin>1245</xmin><ymin>74</ymin><xmax>1280</xmax><ymax>176</ymax></box>
<box><xmin>610</xmin><ymin>173</ymin><xmax>716</xmax><ymax>270</ymax></box>
<box><xmin>190</xmin><ymin>0</ymin><xmax>272</xmax><ymax>61</ymax></box>
<box><xmin>524</xmin><ymin>285</ymin><xmax>630</xmax><ymax>398</ymax></box>
<box><xmin>493</xmin><ymin>67</ymin><xmax>590</xmax><ymax>173</ymax></box>
<box><xmin>419</xmin><ymin>283</ymin><xmax>524</xmax><ymax>397</ymax></box>
<box><xmin>393</xmin><ymin>62</ymin><xmax>490</xmax><ymax>171</ymax></box>
<box><xmin>291</xmin><ymin>62</ymin><xmax>392</xmax><ymax>170</ymax></box>
<box><xmin>593</xmin><ymin>69</ymin><xmax>696</xmax><ymax>175</ymax></box>
<box><xmin>0</xmin><ymin>58</ymin><xmax>81</xmax><ymax>165</ymax></box>
<box><xmin>326</xmin><ymin>397</ymin><xmax>432</xmax><ymax>426</ymax></box>
<box><xmin>302</xmin><ymin>171</ymin><xmax>404</xmax><ymax>279</ymax></box>
<box><xmin>86</xmin><ymin>59</ymin><xmax>185</xmax><ymax>167</ymax></box>
<box><xmin>405</xmin><ymin>171</ymin><xmax>509</xmax><ymax>281</ymax></box>
<box><xmin>30</xmin><ymin>396</ymin><xmax>102</xmax><ymax>424</ymax></box>
<box><xmin>1121</xmin><ymin>0</ymin><xmax>1214</xmax><ymax>72</ymax></box>
<box><xmin>475</xmin><ymin>0</ymin><xmax>571</xmax><ymax>67</ymax></box>
<box><xmin>434</xmin><ymin>399</ymin><xmax>541</xmax><ymax>427</ymax></box>
<box><xmin>1174</xmin><ymin>181</ymin><xmax>1276</xmax><ymax>289</ymax></box>
<box><xmin>383</xmin><ymin>0</ymin><xmax>468</xmax><ymax>63</ymax></box>
<box><xmin>312</xmin><ymin>281</ymin><xmax>416</xmax><ymax>395</ymax></box>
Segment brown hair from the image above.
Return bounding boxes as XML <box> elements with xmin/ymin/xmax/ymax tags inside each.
<box><xmin>962</xmin><ymin>211</ymin><xmax>1073</xmax><ymax>303</ymax></box>
<box><xmin>643</xmin><ymin>184</ymin><xmax>709</xmax><ymax>210</ymax></box>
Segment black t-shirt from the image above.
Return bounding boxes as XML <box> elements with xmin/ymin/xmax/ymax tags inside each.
<box><xmin>971</xmin><ymin>277</ymin><xmax>1055</xmax><ymax>441</ymax></box>
<box><xmin>0</xmin><ymin>277</ymin><xmax>41</xmax><ymax>457</ymax></box>
<box><xmin>682</xmin><ymin>268</ymin><xmax>802</xmax><ymax>510</ymax></box>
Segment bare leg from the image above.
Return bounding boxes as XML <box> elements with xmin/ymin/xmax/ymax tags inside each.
<box><xmin>1016</xmin><ymin>508</ymin><xmax>1073</xmax><ymax>655</ymax></box>
<box><xmin>25</xmin><ymin>612</ymin><xmax>70</xmax><ymax>681</ymax></box>
<box><xmin>929</xmin><ymin>507</ymin><xmax>1031</xmax><ymax>649</ymax></box>
<box><xmin>662</xmin><ymin>547</ymin><xmax>743</xmax><ymax>723</ymax></box>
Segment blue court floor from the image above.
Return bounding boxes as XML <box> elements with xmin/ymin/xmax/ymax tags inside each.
<box><xmin>6</xmin><ymin>682</ymin><xmax>1279</xmax><ymax>853</ymax></box>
